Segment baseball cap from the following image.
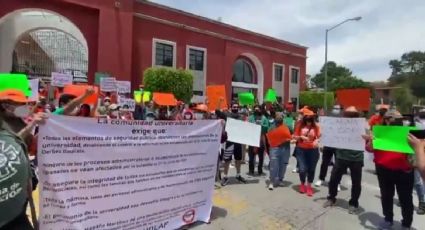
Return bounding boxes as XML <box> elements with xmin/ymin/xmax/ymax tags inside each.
<box><xmin>0</xmin><ymin>89</ymin><xmax>28</xmax><ymax>103</ymax></box>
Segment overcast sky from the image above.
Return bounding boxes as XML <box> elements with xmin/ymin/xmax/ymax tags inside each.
<box><xmin>151</xmin><ymin>0</ymin><xmax>425</xmax><ymax>82</ymax></box>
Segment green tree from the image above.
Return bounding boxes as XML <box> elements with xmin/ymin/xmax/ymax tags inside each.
<box><xmin>143</xmin><ymin>67</ymin><xmax>193</xmax><ymax>102</ymax></box>
<box><xmin>299</xmin><ymin>91</ymin><xmax>334</xmax><ymax>109</ymax></box>
<box><xmin>311</xmin><ymin>61</ymin><xmax>369</xmax><ymax>91</ymax></box>
<box><xmin>388</xmin><ymin>51</ymin><xmax>425</xmax><ymax>99</ymax></box>
<box><xmin>393</xmin><ymin>85</ymin><xmax>414</xmax><ymax>113</ymax></box>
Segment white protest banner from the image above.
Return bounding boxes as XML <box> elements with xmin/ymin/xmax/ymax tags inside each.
<box><xmin>100</xmin><ymin>77</ymin><xmax>117</xmax><ymax>92</ymax></box>
<box><xmin>28</xmin><ymin>78</ymin><xmax>39</xmax><ymax>101</ymax></box>
<box><xmin>118</xmin><ymin>97</ymin><xmax>136</xmax><ymax>111</ymax></box>
<box><xmin>319</xmin><ymin>116</ymin><xmax>367</xmax><ymax>151</ymax></box>
<box><xmin>51</xmin><ymin>72</ymin><xmax>73</xmax><ymax>87</ymax></box>
<box><xmin>116</xmin><ymin>80</ymin><xmax>131</xmax><ymax>94</ymax></box>
<box><xmin>38</xmin><ymin>115</ymin><xmax>222</xmax><ymax>230</ymax></box>
<box><xmin>225</xmin><ymin>118</ymin><xmax>261</xmax><ymax>147</ymax></box>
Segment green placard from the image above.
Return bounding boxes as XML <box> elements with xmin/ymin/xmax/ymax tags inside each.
<box><xmin>372</xmin><ymin>125</ymin><xmax>418</xmax><ymax>154</ymax></box>
<box><xmin>0</xmin><ymin>73</ymin><xmax>31</xmax><ymax>96</ymax></box>
<box><xmin>264</xmin><ymin>88</ymin><xmax>277</xmax><ymax>103</ymax></box>
<box><xmin>238</xmin><ymin>92</ymin><xmax>255</xmax><ymax>106</ymax></box>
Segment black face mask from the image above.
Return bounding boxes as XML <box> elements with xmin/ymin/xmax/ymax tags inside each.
<box><xmin>231</xmin><ymin>109</ymin><xmax>238</xmax><ymax>113</ymax></box>
<box><xmin>254</xmin><ymin>110</ymin><xmax>261</xmax><ymax>116</ymax></box>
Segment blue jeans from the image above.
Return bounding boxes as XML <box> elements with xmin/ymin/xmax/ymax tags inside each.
<box><xmin>269</xmin><ymin>143</ymin><xmax>291</xmax><ymax>186</ymax></box>
<box><xmin>296</xmin><ymin>147</ymin><xmax>320</xmax><ymax>184</ymax></box>
<box><xmin>415</xmin><ymin>169</ymin><xmax>425</xmax><ymax>203</ymax></box>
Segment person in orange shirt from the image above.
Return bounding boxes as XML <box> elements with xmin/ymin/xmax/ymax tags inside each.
<box><xmin>369</xmin><ymin>105</ymin><xmax>388</xmax><ymax>128</ymax></box>
<box><xmin>293</xmin><ymin>109</ymin><xmax>320</xmax><ymax>196</ymax></box>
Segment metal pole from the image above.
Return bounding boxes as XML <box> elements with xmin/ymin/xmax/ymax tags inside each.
<box><xmin>324</xmin><ymin>29</ymin><xmax>328</xmax><ymax>113</ymax></box>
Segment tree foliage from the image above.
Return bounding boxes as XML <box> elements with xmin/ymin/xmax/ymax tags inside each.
<box><xmin>143</xmin><ymin>67</ymin><xmax>194</xmax><ymax>103</ymax></box>
<box><xmin>393</xmin><ymin>85</ymin><xmax>414</xmax><ymax>114</ymax></box>
<box><xmin>311</xmin><ymin>61</ymin><xmax>369</xmax><ymax>91</ymax></box>
<box><xmin>299</xmin><ymin>91</ymin><xmax>334</xmax><ymax>109</ymax></box>
<box><xmin>388</xmin><ymin>51</ymin><xmax>425</xmax><ymax>98</ymax></box>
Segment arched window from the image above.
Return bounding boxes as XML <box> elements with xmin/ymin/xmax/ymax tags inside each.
<box><xmin>232</xmin><ymin>59</ymin><xmax>255</xmax><ymax>84</ymax></box>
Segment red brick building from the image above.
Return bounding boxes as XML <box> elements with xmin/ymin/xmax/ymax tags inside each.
<box><xmin>0</xmin><ymin>0</ymin><xmax>307</xmax><ymax>105</ymax></box>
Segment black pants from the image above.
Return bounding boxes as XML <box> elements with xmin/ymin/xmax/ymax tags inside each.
<box><xmin>328</xmin><ymin>158</ymin><xmax>363</xmax><ymax>207</ymax></box>
<box><xmin>248</xmin><ymin>144</ymin><xmax>265</xmax><ymax>174</ymax></box>
<box><xmin>319</xmin><ymin>147</ymin><xmax>336</xmax><ymax>181</ymax></box>
<box><xmin>0</xmin><ymin>211</ymin><xmax>34</xmax><ymax>230</ymax></box>
<box><xmin>376</xmin><ymin>165</ymin><xmax>414</xmax><ymax>228</ymax></box>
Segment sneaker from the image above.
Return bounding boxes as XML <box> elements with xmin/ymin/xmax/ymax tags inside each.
<box><xmin>378</xmin><ymin>220</ymin><xmax>393</xmax><ymax>230</ymax></box>
<box><xmin>236</xmin><ymin>175</ymin><xmax>247</xmax><ymax>184</ymax></box>
<box><xmin>314</xmin><ymin>180</ymin><xmax>323</xmax><ymax>187</ymax></box>
<box><xmin>348</xmin><ymin>205</ymin><xmax>358</xmax><ymax>214</ymax></box>
<box><xmin>292</xmin><ymin>168</ymin><xmax>299</xmax><ymax>173</ymax></box>
<box><xmin>268</xmin><ymin>184</ymin><xmax>274</xmax><ymax>191</ymax></box>
<box><xmin>337</xmin><ymin>184</ymin><xmax>341</xmax><ymax>191</ymax></box>
<box><xmin>306</xmin><ymin>184</ymin><xmax>314</xmax><ymax>197</ymax></box>
<box><xmin>221</xmin><ymin>177</ymin><xmax>229</xmax><ymax>187</ymax></box>
<box><xmin>323</xmin><ymin>199</ymin><xmax>335</xmax><ymax>208</ymax></box>
<box><xmin>278</xmin><ymin>181</ymin><xmax>286</xmax><ymax>187</ymax></box>
<box><xmin>417</xmin><ymin>202</ymin><xmax>425</xmax><ymax>215</ymax></box>
<box><xmin>299</xmin><ymin>184</ymin><xmax>306</xmax><ymax>194</ymax></box>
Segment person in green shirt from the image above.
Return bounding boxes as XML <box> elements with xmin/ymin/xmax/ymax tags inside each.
<box><xmin>324</xmin><ymin>106</ymin><xmax>364</xmax><ymax>214</ymax></box>
<box><xmin>247</xmin><ymin>105</ymin><xmax>269</xmax><ymax>175</ymax></box>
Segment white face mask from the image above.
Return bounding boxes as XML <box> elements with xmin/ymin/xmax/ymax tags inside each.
<box><xmin>146</xmin><ymin>116</ymin><xmax>155</xmax><ymax>121</ymax></box>
<box><xmin>14</xmin><ymin>105</ymin><xmax>30</xmax><ymax>118</ymax></box>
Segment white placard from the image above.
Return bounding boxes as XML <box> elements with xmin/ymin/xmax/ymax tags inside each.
<box><xmin>28</xmin><ymin>78</ymin><xmax>39</xmax><ymax>101</ymax></box>
<box><xmin>225</xmin><ymin>118</ymin><xmax>261</xmax><ymax>147</ymax></box>
<box><xmin>51</xmin><ymin>72</ymin><xmax>73</xmax><ymax>87</ymax></box>
<box><xmin>38</xmin><ymin>115</ymin><xmax>222</xmax><ymax>230</ymax></box>
<box><xmin>118</xmin><ymin>97</ymin><xmax>136</xmax><ymax>112</ymax></box>
<box><xmin>100</xmin><ymin>77</ymin><xmax>117</xmax><ymax>92</ymax></box>
<box><xmin>116</xmin><ymin>81</ymin><xmax>131</xmax><ymax>94</ymax></box>
<box><xmin>319</xmin><ymin>116</ymin><xmax>367</xmax><ymax>151</ymax></box>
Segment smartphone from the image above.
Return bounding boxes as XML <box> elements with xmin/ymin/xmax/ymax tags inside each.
<box><xmin>410</xmin><ymin>130</ymin><xmax>425</xmax><ymax>139</ymax></box>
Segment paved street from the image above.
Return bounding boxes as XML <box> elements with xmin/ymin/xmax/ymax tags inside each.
<box><xmin>187</xmin><ymin>150</ymin><xmax>425</xmax><ymax>230</ymax></box>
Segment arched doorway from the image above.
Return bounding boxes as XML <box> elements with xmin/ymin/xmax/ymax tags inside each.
<box><xmin>231</xmin><ymin>53</ymin><xmax>264</xmax><ymax>103</ymax></box>
<box><xmin>0</xmin><ymin>9</ymin><xmax>88</xmax><ymax>83</ymax></box>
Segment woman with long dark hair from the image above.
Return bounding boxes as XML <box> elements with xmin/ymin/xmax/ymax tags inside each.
<box><xmin>293</xmin><ymin>109</ymin><xmax>320</xmax><ymax>196</ymax></box>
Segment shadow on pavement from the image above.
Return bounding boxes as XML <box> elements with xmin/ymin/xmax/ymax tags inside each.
<box><xmin>225</xmin><ymin>177</ymin><xmax>260</xmax><ymax>186</ymax></box>
<box><xmin>178</xmin><ymin>206</ymin><xmax>228</xmax><ymax>230</ymax></box>
<box><xmin>313</xmin><ymin>197</ymin><xmax>366</xmax><ymax>215</ymax></box>
<box><xmin>357</xmin><ymin>212</ymin><xmax>417</xmax><ymax>230</ymax></box>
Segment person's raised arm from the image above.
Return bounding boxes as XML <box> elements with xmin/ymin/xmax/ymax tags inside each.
<box><xmin>408</xmin><ymin>134</ymin><xmax>425</xmax><ymax>180</ymax></box>
<box><xmin>18</xmin><ymin>112</ymin><xmax>48</xmax><ymax>140</ymax></box>
<box><xmin>63</xmin><ymin>87</ymin><xmax>95</xmax><ymax>115</ymax></box>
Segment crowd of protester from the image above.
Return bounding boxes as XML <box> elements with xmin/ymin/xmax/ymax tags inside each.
<box><xmin>1</xmin><ymin>81</ymin><xmax>425</xmax><ymax>230</ymax></box>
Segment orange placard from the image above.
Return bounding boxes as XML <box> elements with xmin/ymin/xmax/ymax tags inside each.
<box><xmin>153</xmin><ymin>92</ymin><xmax>177</xmax><ymax>106</ymax></box>
<box><xmin>266</xmin><ymin>125</ymin><xmax>292</xmax><ymax>148</ymax></box>
<box><xmin>336</xmin><ymin>88</ymin><xmax>371</xmax><ymax>111</ymax></box>
<box><xmin>63</xmin><ymin>85</ymin><xmax>99</xmax><ymax>105</ymax></box>
<box><xmin>206</xmin><ymin>85</ymin><xmax>227</xmax><ymax>111</ymax></box>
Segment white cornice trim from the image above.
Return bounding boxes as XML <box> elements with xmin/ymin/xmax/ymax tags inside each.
<box><xmin>134</xmin><ymin>13</ymin><xmax>307</xmax><ymax>59</ymax></box>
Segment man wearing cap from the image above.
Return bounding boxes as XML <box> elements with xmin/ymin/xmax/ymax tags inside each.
<box><xmin>324</xmin><ymin>106</ymin><xmax>365</xmax><ymax>214</ymax></box>
<box><xmin>216</xmin><ymin>102</ymin><xmax>247</xmax><ymax>186</ymax></box>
